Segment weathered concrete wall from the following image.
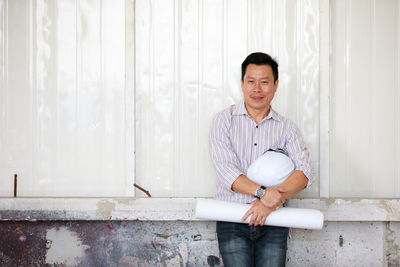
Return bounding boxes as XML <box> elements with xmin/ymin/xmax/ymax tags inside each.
<box><xmin>1</xmin><ymin>221</ymin><xmax>399</xmax><ymax>266</ymax></box>
<box><xmin>289</xmin><ymin>222</ymin><xmax>400</xmax><ymax>267</ymax></box>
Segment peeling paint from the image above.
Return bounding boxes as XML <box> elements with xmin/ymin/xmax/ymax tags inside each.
<box><xmin>333</xmin><ymin>199</ymin><xmax>354</xmax><ymax>205</ymax></box>
<box><xmin>46</xmin><ymin>226</ymin><xmax>89</xmax><ymax>265</ymax></box>
<box><xmin>96</xmin><ymin>200</ymin><xmax>116</xmax><ymax>219</ymax></box>
<box><xmin>165</xmin><ymin>254</ymin><xmax>181</xmax><ymax>266</ymax></box>
<box><xmin>0</xmin><ymin>221</ymin><xmax>221</xmax><ymax>266</ymax></box>
<box><xmin>155</xmin><ymin>229</ymin><xmax>170</xmax><ymax>239</ymax></box>
<box><xmin>385</xmin><ymin>222</ymin><xmax>400</xmax><ymax>266</ymax></box>
<box><xmin>115</xmin><ymin>197</ymin><xmax>136</xmax><ymax>205</ymax></box>
<box><xmin>1</xmin><ymin>221</ymin><xmax>399</xmax><ymax>266</ymax></box>
<box><xmin>179</xmin><ymin>242</ymin><xmax>188</xmax><ymax>265</ymax></box>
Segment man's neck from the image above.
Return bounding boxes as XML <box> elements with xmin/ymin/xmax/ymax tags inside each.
<box><xmin>245</xmin><ymin>104</ymin><xmax>271</xmax><ymax>124</ymax></box>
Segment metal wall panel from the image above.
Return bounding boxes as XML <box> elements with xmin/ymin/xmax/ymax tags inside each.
<box><xmin>1</xmin><ymin>0</ymin><xmax>322</xmax><ymax>198</ymax></box>
<box><xmin>2</xmin><ymin>0</ymin><xmax>400</xmax><ymax>199</ymax></box>
<box><xmin>135</xmin><ymin>0</ymin><xmax>320</xmax><ymax>197</ymax></box>
<box><xmin>331</xmin><ymin>0</ymin><xmax>400</xmax><ymax>197</ymax></box>
<box><xmin>0</xmin><ymin>0</ymin><xmax>131</xmax><ymax>196</ymax></box>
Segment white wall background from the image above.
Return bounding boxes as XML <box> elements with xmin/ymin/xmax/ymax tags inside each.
<box><xmin>0</xmin><ymin>0</ymin><xmax>134</xmax><ymax>197</ymax></box>
<box><xmin>330</xmin><ymin>0</ymin><xmax>400</xmax><ymax>197</ymax></box>
<box><xmin>0</xmin><ymin>0</ymin><xmax>399</xmax><ymax>198</ymax></box>
<box><xmin>135</xmin><ymin>0</ymin><xmax>320</xmax><ymax>197</ymax></box>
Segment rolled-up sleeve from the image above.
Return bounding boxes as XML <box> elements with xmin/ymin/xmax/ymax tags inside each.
<box><xmin>285</xmin><ymin>121</ymin><xmax>314</xmax><ymax>187</ymax></box>
<box><xmin>209</xmin><ymin>112</ymin><xmax>244</xmax><ymax>190</ymax></box>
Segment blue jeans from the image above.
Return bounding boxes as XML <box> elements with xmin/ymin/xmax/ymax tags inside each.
<box><xmin>216</xmin><ymin>221</ymin><xmax>288</xmax><ymax>267</ymax></box>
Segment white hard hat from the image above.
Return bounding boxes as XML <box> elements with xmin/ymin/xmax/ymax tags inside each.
<box><xmin>247</xmin><ymin>149</ymin><xmax>295</xmax><ymax>187</ymax></box>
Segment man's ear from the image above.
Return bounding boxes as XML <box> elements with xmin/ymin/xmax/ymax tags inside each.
<box><xmin>274</xmin><ymin>79</ymin><xmax>279</xmax><ymax>91</ymax></box>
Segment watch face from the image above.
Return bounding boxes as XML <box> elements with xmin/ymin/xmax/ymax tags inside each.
<box><xmin>256</xmin><ymin>187</ymin><xmax>265</xmax><ymax>198</ymax></box>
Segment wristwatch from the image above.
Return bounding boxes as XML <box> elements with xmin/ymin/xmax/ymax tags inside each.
<box><xmin>255</xmin><ymin>186</ymin><xmax>266</xmax><ymax>199</ymax></box>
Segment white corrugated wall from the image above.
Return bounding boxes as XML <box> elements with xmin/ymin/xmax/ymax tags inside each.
<box><xmin>0</xmin><ymin>0</ymin><xmax>399</xmax><ymax>198</ymax></box>
<box><xmin>135</xmin><ymin>0</ymin><xmax>320</xmax><ymax>197</ymax></box>
<box><xmin>330</xmin><ymin>0</ymin><xmax>400</xmax><ymax>197</ymax></box>
<box><xmin>0</xmin><ymin>0</ymin><xmax>134</xmax><ymax>197</ymax></box>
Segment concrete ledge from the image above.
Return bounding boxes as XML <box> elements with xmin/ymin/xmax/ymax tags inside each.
<box><xmin>0</xmin><ymin>197</ymin><xmax>400</xmax><ymax>221</ymax></box>
<box><xmin>288</xmin><ymin>198</ymin><xmax>400</xmax><ymax>221</ymax></box>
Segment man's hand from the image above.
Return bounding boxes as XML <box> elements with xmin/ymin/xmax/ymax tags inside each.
<box><xmin>241</xmin><ymin>199</ymin><xmax>273</xmax><ymax>226</ymax></box>
<box><xmin>260</xmin><ymin>186</ymin><xmax>288</xmax><ymax>210</ymax></box>
<box><xmin>241</xmin><ymin>186</ymin><xmax>288</xmax><ymax>227</ymax></box>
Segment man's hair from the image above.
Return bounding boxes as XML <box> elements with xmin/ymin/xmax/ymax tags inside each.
<box><xmin>241</xmin><ymin>52</ymin><xmax>279</xmax><ymax>82</ymax></box>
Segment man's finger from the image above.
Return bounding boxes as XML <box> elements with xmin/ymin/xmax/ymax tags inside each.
<box><xmin>254</xmin><ymin>214</ymin><xmax>261</xmax><ymax>226</ymax></box>
<box><xmin>277</xmin><ymin>187</ymin><xmax>288</xmax><ymax>193</ymax></box>
<box><xmin>249</xmin><ymin>212</ymin><xmax>257</xmax><ymax>226</ymax></box>
<box><xmin>260</xmin><ymin>216</ymin><xmax>266</xmax><ymax>226</ymax></box>
<box><xmin>241</xmin><ymin>208</ymin><xmax>252</xmax><ymax>222</ymax></box>
<box><xmin>253</xmin><ymin>218</ymin><xmax>258</xmax><ymax>226</ymax></box>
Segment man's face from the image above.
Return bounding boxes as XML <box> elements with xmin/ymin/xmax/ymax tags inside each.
<box><xmin>241</xmin><ymin>64</ymin><xmax>278</xmax><ymax>113</ymax></box>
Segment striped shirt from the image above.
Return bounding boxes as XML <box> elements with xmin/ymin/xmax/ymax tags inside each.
<box><xmin>209</xmin><ymin>101</ymin><xmax>313</xmax><ymax>204</ymax></box>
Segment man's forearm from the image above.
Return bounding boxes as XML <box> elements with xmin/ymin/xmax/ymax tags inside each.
<box><xmin>278</xmin><ymin>170</ymin><xmax>309</xmax><ymax>199</ymax></box>
<box><xmin>231</xmin><ymin>174</ymin><xmax>260</xmax><ymax>196</ymax></box>
<box><xmin>231</xmin><ymin>170</ymin><xmax>308</xmax><ymax>199</ymax></box>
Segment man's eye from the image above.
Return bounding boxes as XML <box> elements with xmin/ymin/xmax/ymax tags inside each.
<box><xmin>261</xmin><ymin>81</ymin><xmax>268</xmax><ymax>85</ymax></box>
<box><xmin>248</xmin><ymin>80</ymin><xmax>254</xmax><ymax>84</ymax></box>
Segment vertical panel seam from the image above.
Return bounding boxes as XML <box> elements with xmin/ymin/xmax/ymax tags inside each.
<box><xmin>29</xmin><ymin>0</ymin><xmax>35</xmax><ymax>196</ymax></box>
<box><xmin>270</xmin><ymin>0</ymin><xmax>274</xmax><ymax>54</ymax></box>
<box><xmin>396</xmin><ymin>0</ymin><xmax>400</xmax><ymax>195</ymax></box>
<box><xmin>4</xmin><ymin>0</ymin><xmax>9</xmax><ymax>194</ymax></box>
<box><xmin>173</xmin><ymin>0</ymin><xmax>177</xmax><ymax>196</ymax></box>
<box><xmin>319</xmin><ymin>0</ymin><xmax>330</xmax><ymax>198</ymax></box>
<box><xmin>344</xmin><ymin>0</ymin><xmax>350</xmax><ymax>194</ymax></box>
<box><xmin>126</xmin><ymin>0</ymin><xmax>136</xmax><ymax>196</ymax></box>
<box><xmin>370</xmin><ymin>0</ymin><xmax>375</xmax><ymax>195</ymax></box>
<box><xmin>100</xmin><ymin>0</ymin><xmax>105</xmax><ymax>189</ymax></box>
<box><xmin>222</xmin><ymin>0</ymin><xmax>226</xmax><ymax>107</ymax></box>
<box><xmin>296</xmin><ymin>0</ymin><xmax>301</xmax><ymax>125</ymax></box>
<box><xmin>196</xmin><ymin>0</ymin><xmax>203</xmax><ymax>196</ymax></box>
<box><xmin>75</xmin><ymin>0</ymin><xmax>80</xmax><ymax>195</ymax></box>
<box><xmin>246</xmin><ymin>0</ymin><xmax>249</xmax><ymax>53</ymax></box>
<box><xmin>150</xmin><ymin>0</ymin><xmax>155</xmax><ymax>194</ymax></box>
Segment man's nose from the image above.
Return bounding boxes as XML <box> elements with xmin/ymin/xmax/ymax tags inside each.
<box><xmin>254</xmin><ymin>81</ymin><xmax>262</xmax><ymax>91</ymax></box>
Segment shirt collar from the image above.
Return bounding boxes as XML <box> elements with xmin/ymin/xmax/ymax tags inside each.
<box><xmin>265</xmin><ymin>108</ymin><xmax>281</xmax><ymax>122</ymax></box>
<box><xmin>233</xmin><ymin>100</ymin><xmax>282</xmax><ymax>122</ymax></box>
<box><xmin>232</xmin><ymin>100</ymin><xmax>248</xmax><ymax>116</ymax></box>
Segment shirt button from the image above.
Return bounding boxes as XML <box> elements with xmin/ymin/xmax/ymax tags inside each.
<box><xmin>256</xmin><ymin>125</ymin><xmax>258</xmax><ymax>128</ymax></box>
<box><xmin>254</xmin><ymin>143</ymin><xmax>257</xmax><ymax>146</ymax></box>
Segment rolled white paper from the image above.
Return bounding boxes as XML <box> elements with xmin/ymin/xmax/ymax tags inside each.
<box><xmin>195</xmin><ymin>199</ymin><xmax>324</xmax><ymax>230</ymax></box>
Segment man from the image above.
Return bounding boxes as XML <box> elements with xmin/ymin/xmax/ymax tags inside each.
<box><xmin>209</xmin><ymin>52</ymin><xmax>313</xmax><ymax>267</ymax></box>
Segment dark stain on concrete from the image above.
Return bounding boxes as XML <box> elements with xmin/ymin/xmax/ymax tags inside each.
<box><xmin>193</xmin><ymin>234</ymin><xmax>202</xmax><ymax>241</ymax></box>
<box><xmin>207</xmin><ymin>255</ymin><xmax>221</xmax><ymax>266</ymax></box>
<box><xmin>339</xmin><ymin>234</ymin><xmax>344</xmax><ymax>247</ymax></box>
